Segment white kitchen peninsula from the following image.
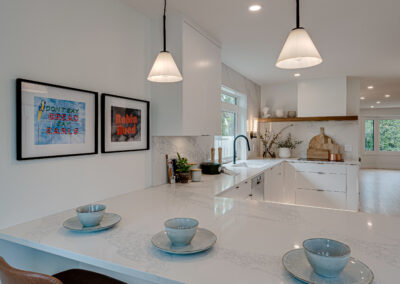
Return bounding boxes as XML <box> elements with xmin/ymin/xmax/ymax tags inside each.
<box><xmin>0</xmin><ymin>159</ymin><xmax>398</xmax><ymax>284</ymax></box>
<box><xmin>221</xmin><ymin>158</ymin><xmax>360</xmax><ymax>211</ymax></box>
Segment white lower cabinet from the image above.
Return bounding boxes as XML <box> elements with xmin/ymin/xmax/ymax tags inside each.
<box><xmin>295</xmin><ymin>171</ymin><xmax>346</xmax><ymax>193</ymax></box>
<box><xmin>295</xmin><ymin>188</ymin><xmax>347</xmax><ymax>210</ymax></box>
<box><xmin>264</xmin><ymin>164</ymin><xmax>284</xmax><ymax>202</ymax></box>
<box><xmin>265</xmin><ymin>161</ymin><xmax>359</xmax><ymax>211</ymax></box>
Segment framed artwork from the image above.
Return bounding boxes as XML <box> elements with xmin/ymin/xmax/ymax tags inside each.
<box><xmin>101</xmin><ymin>93</ymin><xmax>150</xmax><ymax>153</ymax></box>
<box><xmin>17</xmin><ymin>78</ymin><xmax>98</xmax><ymax>160</ymax></box>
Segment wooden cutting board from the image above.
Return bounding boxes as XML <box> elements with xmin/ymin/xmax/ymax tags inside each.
<box><xmin>307</xmin><ymin>127</ymin><xmax>339</xmax><ymax>159</ymax></box>
<box><xmin>307</xmin><ymin>148</ymin><xmax>330</xmax><ymax>160</ymax></box>
<box><xmin>309</xmin><ymin>127</ymin><xmax>331</xmax><ymax>149</ymax></box>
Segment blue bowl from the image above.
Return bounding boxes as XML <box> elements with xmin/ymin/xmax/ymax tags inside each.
<box><xmin>303</xmin><ymin>238</ymin><xmax>351</xmax><ymax>278</ymax></box>
<box><xmin>76</xmin><ymin>204</ymin><xmax>106</xmax><ymax>227</ymax></box>
<box><xmin>164</xmin><ymin>218</ymin><xmax>198</xmax><ymax>246</ymax></box>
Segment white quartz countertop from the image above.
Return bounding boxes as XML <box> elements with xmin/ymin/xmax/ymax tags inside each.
<box><xmin>0</xmin><ymin>159</ymin><xmax>397</xmax><ymax>284</ymax></box>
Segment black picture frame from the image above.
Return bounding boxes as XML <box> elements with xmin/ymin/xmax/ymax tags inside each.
<box><xmin>101</xmin><ymin>93</ymin><xmax>150</xmax><ymax>153</ymax></box>
<box><xmin>17</xmin><ymin>78</ymin><xmax>98</xmax><ymax>160</ymax></box>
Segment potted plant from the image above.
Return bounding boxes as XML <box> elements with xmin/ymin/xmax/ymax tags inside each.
<box><xmin>176</xmin><ymin>152</ymin><xmax>191</xmax><ymax>183</ymax></box>
<box><xmin>259</xmin><ymin>124</ymin><xmax>293</xmax><ymax>158</ymax></box>
<box><xmin>276</xmin><ymin>133</ymin><xmax>302</xmax><ymax>158</ymax></box>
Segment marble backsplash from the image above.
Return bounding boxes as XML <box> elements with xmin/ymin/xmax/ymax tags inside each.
<box><xmin>152</xmin><ymin>136</ymin><xmax>213</xmax><ymax>186</ymax></box>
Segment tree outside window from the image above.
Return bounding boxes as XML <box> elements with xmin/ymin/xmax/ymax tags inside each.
<box><xmin>364</xmin><ymin>118</ymin><xmax>400</xmax><ymax>152</ymax></box>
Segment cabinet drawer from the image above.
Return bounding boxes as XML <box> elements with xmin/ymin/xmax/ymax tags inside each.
<box><xmin>295</xmin><ymin>188</ymin><xmax>347</xmax><ymax>210</ymax></box>
<box><xmin>295</xmin><ymin>171</ymin><xmax>346</xmax><ymax>192</ymax></box>
<box><xmin>290</xmin><ymin>162</ymin><xmax>346</xmax><ymax>175</ymax></box>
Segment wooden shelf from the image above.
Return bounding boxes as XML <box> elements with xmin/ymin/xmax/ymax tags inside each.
<box><xmin>258</xmin><ymin>116</ymin><xmax>358</xmax><ymax>123</ymax></box>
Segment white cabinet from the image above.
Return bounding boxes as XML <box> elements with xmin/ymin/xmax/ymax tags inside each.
<box><xmin>151</xmin><ymin>19</ymin><xmax>221</xmax><ymax>136</ymax></box>
<box><xmin>264</xmin><ymin>163</ymin><xmax>284</xmax><ymax>202</ymax></box>
<box><xmin>295</xmin><ymin>188</ymin><xmax>347</xmax><ymax>210</ymax></box>
<box><xmin>289</xmin><ymin>162</ymin><xmax>359</xmax><ymax>211</ymax></box>
<box><xmin>295</xmin><ymin>171</ymin><xmax>346</xmax><ymax>192</ymax></box>
<box><xmin>264</xmin><ymin>161</ymin><xmax>359</xmax><ymax>211</ymax></box>
<box><xmin>218</xmin><ymin>180</ymin><xmax>251</xmax><ymax>200</ymax></box>
<box><xmin>251</xmin><ymin>175</ymin><xmax>264</xmax><ymax>201</ymax></box>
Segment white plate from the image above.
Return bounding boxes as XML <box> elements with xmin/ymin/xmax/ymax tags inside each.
<box><xmin>282</xmin><ymin>249</ymin><xmax>374</xmax><ymax>284</ymax></box>
<box><xmin>63</xmin><ymin>213</ymin><xmax>121</xmax><ymax>232</ymax></box>
<box><xmin>152</xmin><ymin>228</ymin><xmax>217</xmax><ymax>255</ymax></box>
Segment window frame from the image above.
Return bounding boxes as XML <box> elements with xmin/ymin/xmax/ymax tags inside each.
<box><xmin>215</xmin><ymin>86</ymin><xmax>247</xmax><ymax>163</ymax></box>
<box><xmin>362</xmin><ymin>116</ymin><xmax>400</xmax><ymax>156</ymax></box>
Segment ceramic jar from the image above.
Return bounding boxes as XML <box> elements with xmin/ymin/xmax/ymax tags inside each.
<box><xmin>191</xmin><ymin>169</ymin><xmax>202</xmax><ymax>182</ymax></box>
<box><xmin>275</xmin><ymin>109</ymin><xmax>285</xmax><ymax>118</ymax></box>
<box><xmin>279</xmin><ymin>148</ymin><xmax>291</xmax><ymax>158</ymax></box>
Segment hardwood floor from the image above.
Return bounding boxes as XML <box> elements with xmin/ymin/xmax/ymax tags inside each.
<box><xmin>360</xmin><ymin>169</ymin><xmax>400</xmax><ymax>216</ymax></box>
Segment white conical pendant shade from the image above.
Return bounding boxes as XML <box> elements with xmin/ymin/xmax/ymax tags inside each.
<box><xmin>276</xmin><ymin>28</ymin><xmax>322</xmax><ymax>69</ymax></box>
<box><xmin>147</xmin><ymin>51</ymin><xmax>183</xmax><ymax>83</ymax></box>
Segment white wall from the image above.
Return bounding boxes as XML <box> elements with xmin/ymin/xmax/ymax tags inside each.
<box><xmin>346</xmin><ymin>77</ymin><xmax>361</xmax><ymax>116</ymax></box>
<box><xmin>298</xmin><ymin>77</ymin><xmax>347</xmax><ymax>117</ymax></box>
<box><xmin>260</xmin><ymin>82</ymin><xmax>297</xmax><ymax>117</ymax></box>
<box><xmin>359</xmin><ymin>108</ymin><xmax>400</xmax><ymax>169</ymax></box>
<box><xmin>0</xmin><ymin>0</ymin><xmax>152</xmax><ymax>229</ymax></box>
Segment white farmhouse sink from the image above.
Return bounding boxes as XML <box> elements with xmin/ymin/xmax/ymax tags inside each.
<box><xmin>229</xmin><ymin>160</ymin><xmax>268</xmax><ymax>169</ymax></box>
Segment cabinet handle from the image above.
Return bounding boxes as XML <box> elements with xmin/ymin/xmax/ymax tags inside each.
<box><xmin>236</xmin><ymin>186</ymin><xmax>240</xmax><ymax>189</ymax></box>
<box><xmin>317</xmin><ymin>172</ymin><xmax>325</xmax><ymax>175</ymax></box>
<box><xmin>316</xmin><ymin>189</ymin><xmax>324</xmax><ymax>192</ymax></box>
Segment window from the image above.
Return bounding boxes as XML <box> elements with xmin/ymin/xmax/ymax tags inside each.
<box><xmin>363</xmin><ymin>118</ymin><xmax>400</xmax><ymax>153</ymax></box>
<box><xmin>221</xmin><ymin>111</ymin><xmax>236</xmax><ymax>136</ymax></box>
<box><xmin>364</xmin><ymin>120</ymin><xmax>374</xmax><ymax>151</ymax></box>
<box><xmin>221</xmin><ymin>94</ymin><xmax>237</xmax><ymax>105</ymax></box>
<box><xmin>379</xmin><ymin>120</ymin><xmax>400</xmax><ymax>151</ymax></box>
<box><xmin>214</xmin><ymin>86</ymin><xmax>247</xmax><ymax>162</ymax></box>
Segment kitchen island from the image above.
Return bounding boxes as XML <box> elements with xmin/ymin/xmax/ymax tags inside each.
<box><xmin>0</xmin><ymin>159</ymin><xmax>399</xmax><ymax>283</ymax></box>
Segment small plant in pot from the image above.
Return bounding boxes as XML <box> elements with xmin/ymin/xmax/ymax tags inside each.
<box><xmin>276</xmin><ymin>133</ymin><xmax>302</xmax><ymax>158</ymax></box>
<box><xmin>176</xmin><ymin>152</ymin><xmax>191</xmax><ymax>183</ymax></box>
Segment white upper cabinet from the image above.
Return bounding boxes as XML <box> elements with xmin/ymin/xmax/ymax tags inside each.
<box><xmin>151</xmin><ymin>17</ymin><xmax>221</xmax><ymax>136</ymax></box>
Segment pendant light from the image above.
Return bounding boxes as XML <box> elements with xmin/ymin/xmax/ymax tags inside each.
<box><xmin>147</xmin><ymin>0</ymin><xmax>183</xmax><ymax>83</ymax></box>
<box><xmin>276</xmin><ymin>0</ymin><xmax>322</xmax><ymax>69</ymax></box>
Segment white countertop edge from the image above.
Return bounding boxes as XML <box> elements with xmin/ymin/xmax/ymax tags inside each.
<box><xmin>0</xmin><ymin>232</ymin><xmax>178</xmax><ymax>284</ymax></box>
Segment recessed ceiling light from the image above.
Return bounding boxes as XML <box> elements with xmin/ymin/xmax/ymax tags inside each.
<box><xmin>370</xmin><ymin>105</ymin><xmax>375</xmax><ymax>108</ymax></box>
<box><xmin>249</xmin><ymin>4</ymin><xmax>262</xmax><ymax>12</ymax></box>
<box><xmin>385</xmin><ymin>94</ymin><xmax>391</xmax><ymax>98</ymax></box>
<box><xmin>376</xmin><ymin>101</ymin><xmax>381</xmax><ymax>104</ymax></box>
<box><xmin>360</xmin><ymin>97</ymin><xmax>365</xmax><ymax>100</ymax></box>
<box><xmin>367</xmin><ymin>86</ymin><xmax>374</xmax><ymax>89</ymax></box>
<box><xmin>294</xmin><ymin>73</ymin><xmax>301</xmax><ymax>77</ymax></box>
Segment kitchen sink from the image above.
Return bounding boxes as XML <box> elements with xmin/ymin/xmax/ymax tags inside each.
<box><xmin>229</xmin><ymin>161</ymin><xmax>268</xmax><ymax>169</ymax></box>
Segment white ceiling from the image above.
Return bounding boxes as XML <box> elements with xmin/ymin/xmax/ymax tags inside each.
<box><xmin>360</xmin><ymin>77</ymin><xmax>400</xmax><ymax>109</ymax></box>
<box><xmin>128</xmin><ymin>0</ymin><xmax>400</xmax><ymax>107</ymax></box>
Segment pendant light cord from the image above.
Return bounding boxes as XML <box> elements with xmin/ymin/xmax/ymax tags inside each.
<box><xmin>163</xmin><ymin>0</ymin><xmax>167</xmax><ymax>52</ymax></box>
<box><xmin>296</xmin><ymin>0</ymin><xmax>300</xmax><ymax>28</ymax></box>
